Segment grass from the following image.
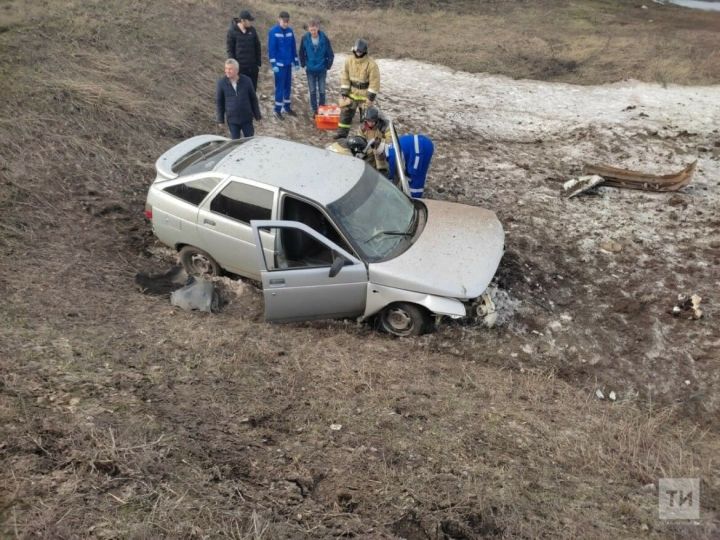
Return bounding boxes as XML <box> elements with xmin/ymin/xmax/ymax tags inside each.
<box><xmin>1</xmin><ymin>0</ymin><xmax>719</xmax><ymax>537</ymax></box>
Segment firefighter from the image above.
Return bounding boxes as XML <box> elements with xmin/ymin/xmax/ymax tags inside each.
<box><xmin>335</xmin><ymin>38</ymin><xmax>380</xmax><ymax>139</ymax></box>
<box><xmin>359</xmin><ymin>107</ymin><xmax>391</xmax><ymax>175</ymax></box>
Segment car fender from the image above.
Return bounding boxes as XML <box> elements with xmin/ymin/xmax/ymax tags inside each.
<box><xmin>361</xmin><ymin>283</ymin><xmax>466</xmax><ymax>320</ymax></box>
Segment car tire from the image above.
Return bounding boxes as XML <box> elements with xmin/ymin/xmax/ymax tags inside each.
<box><xmin>379</xmin><ymin>302</ymin><xmax>432</xmax><ymax>337</ymax></box>
<box><xmin>178</xmin><ymin>246</ymin><xmax>221</xmax><ymax>277</ymax></box>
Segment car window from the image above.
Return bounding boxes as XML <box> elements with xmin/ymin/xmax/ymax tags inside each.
<box><xmin>327</xmin><ymin>165</ymin><xmax>415</xmax><ymax>262</ymax></box>
<box><xmin>258</xmin><ymin>226</ymin><xmax>334</xmax><ymax>270</ymax></box>
<box><xmin>163</xmin><ymin>177</ymin><xmax>221</xmax><ymax>205</ymax></box>
<box><xmin>282</xmin><ymin>196</ymin><xmax>354</xmax><ymax>255</ymax></box>
<box><xmin>172</xmin><ymin>139</ymin><xmax>249</xmax><ymax>175</ymax></box>
<box><xmin>210</xmin><ymin>181</ymin><xmax>273</xmax><ymax>224</ymax></box>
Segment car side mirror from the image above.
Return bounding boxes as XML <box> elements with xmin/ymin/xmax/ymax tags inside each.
<box><xmin>328</xmin><ymin>255</ymin><xmax>346</xmax><ymax>278</ymax></box>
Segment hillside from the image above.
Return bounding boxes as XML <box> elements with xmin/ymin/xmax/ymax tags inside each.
<box><xmin>1</xmin><ymin>1</ymin><xmax>719</xmax><ymax>538</ymax></box>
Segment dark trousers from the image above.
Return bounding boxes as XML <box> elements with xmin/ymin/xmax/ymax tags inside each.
<box><xmin>337</xmin><ymin>98</ymin><xmax>365</xmax><ymax>136</ymax></box>
<box><xmin>228</xmin><ymin>121</ymin><xmax>254</xmax><ymax>139</ymax></box>
<box><xmin>239</xmin><ymin>65</ymin><xmax>259</xmax><ymax>91</ymax></box>
<box><xmin>306</xmin><ymin>69</ymin><xmax>327</xmax><ymax>114</ymax></box>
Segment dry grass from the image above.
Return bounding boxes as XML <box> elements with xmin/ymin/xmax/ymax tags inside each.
<box><xmin>1</xmin><ymin>0</ymin><xmax>719</xmax><ymax>538</ymax></box>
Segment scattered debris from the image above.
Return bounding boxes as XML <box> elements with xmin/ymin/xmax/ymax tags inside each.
<box><xmin>609</xmin><ymin>391</ymin><xmax>617</xmax><ymax>401</ymax></box>
<box><xmin>170</xmin><ymin>277</ymin><xmax>220</xmax><ymax>313</ymax></box>
<box><xmin>562</xmin><ymin>175</ymin><xmax>605</xmax><ymax>198</ymax></box>
<box><xmin>595</xmin><ymin>389</ymin><xmax>605</xmax><ymax>400</ymax></box>
<box><xmin>475</xmin><ymin>292</ymin><xmax>498</xmax><ymax>328</ymax></box>
<box><xmin>599</xmin><ymin>240</ymin><xmax>623</xmax><ymax>253</ymax></box>
<box><xmin>135</xmin><ymin>265</ymin><xmax>188</xmax><ymax>296</ymax></box>
<box><xmin>329</xmin><ymin>424</ymin><xmax>343</xmax><ymax>431</ymax></box>
<box><xmin>670</xmin><ymin>294</ymin><xmax>703</xmax><ymax>319</ymax></box>
<box><xmin>583</xmin><ymin>160</ymin><xmax>696</xmax><ymax>192</ymax></box>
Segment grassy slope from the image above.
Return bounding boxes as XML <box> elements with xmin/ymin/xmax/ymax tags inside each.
<box><xmin>1</xmin><ymin>0</ymin><xmax>719</xmax><ymax>538</ymax></box>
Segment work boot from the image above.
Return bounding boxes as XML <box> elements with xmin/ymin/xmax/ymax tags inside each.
<box><xmin>334</xmin><ymin>129</ymin><xmax>349</xmax><ymax>140</ymax></box>
<box><xmin>285</xmin><ymin>108</ymin><xmax>297</xmax><ymax>117</ymax></box>
<box><xmin>273</xmin><ymin>110</ymin><xmax>284</xmax><ymax>120</ymax></box>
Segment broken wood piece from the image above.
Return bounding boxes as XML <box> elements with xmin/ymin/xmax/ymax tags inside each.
<box><xmin>583</xmin><ymin>160</ymin><xmax>696</xmax><ymax>192</ymax></box>
<box><xmin>562</xmin><ymin>174</ymin><xmax>605</xmax><ymax>198</ymax></box>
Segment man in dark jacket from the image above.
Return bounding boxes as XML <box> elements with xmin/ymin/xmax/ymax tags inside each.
<box><xmin>299</xmin><ymin>19</ymin><xmax>334</xmax><ymax>115</ymax></box>
<box><xmin>216</xmin><ymin>59</ymin><xmax>261</xmax><ymax>139</ymax></box>
<box><xmin>226</xmin><ymin>10</ymin><xmax>261</xmax><ymax>90</ymax></box>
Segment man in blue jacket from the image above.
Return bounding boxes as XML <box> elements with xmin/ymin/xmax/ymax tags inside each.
<box><xmin>268</xmin><ymin>11</ymin><xmax>300</xmax><ymax>119</ymax></box>
<box><xmin>386</xmin><ymin>134</ymin><xmax>435</xmax><ymax>198</ymax></box>
<box><xmin>216</xmin><ymin>59</ymin><xmax>261</xmax><ymax>139</ymax></box>
<box><xmin>299</xmin><ymin>19</ymin><xmax>334</xmax><ymax>115</ymax></box>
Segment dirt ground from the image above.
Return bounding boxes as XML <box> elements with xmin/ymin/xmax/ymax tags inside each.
<box><xmin>1</xmin><ymin>0</ymin><xmax>719</xmax><ymax>538</ymax></box>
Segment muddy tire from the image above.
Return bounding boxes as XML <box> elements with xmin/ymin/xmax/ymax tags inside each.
<box><xmin>379</xmin><ymin>302</ymin><xmax>431</xmax><ymax>337</ymax></box>
<box><xmin>178</xmin><ymin>246</ymin><xmax>221</xmax><ymax>277</ymax></box>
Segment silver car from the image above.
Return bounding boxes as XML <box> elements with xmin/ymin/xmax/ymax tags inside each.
<box><xmin>144</xmin><ymin>133</ymin><xmax>504</xmax><ymax>336</ymax></box>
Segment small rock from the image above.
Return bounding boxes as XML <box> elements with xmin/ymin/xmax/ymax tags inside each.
<box><xmin>330</xmin><ymin>424</ymin><xmax>342</xmax><ymax>431</ymax></box>
<box><xmin>609</xmin><ymin>391</ymin><xmax>617</xmax><ymax>401</ymax></box>
<box><xmin>595</xmin><ymin>389</ymin><xmax>605</xmax><ymax>400</ymax></box>
<box><xmin>600</xmin><ymin>240</ymin><xmax>623</xmax><ymax>253</ymax></box>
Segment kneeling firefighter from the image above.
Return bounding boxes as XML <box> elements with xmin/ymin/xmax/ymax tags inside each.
<box><xmin>360</xmin><ymin>107</ymin><xmax>391</xmax><ymax>175</ymax></box>
<box><xmin>335</xmin><ymin>38</ymin><xmax>380</xmax><ymax>139</ymax></box>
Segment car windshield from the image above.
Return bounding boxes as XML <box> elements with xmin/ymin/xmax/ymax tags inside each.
<box><xmin>327</xmin><ymin>165</ymin><xmax>416</xmax><ymax>262</ymax></box>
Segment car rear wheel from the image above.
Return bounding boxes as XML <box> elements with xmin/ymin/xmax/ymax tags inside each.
<box><xmin>179</xmin><ymin>246</ymin><xmax>220</xmax><ymax>277</ymax></box>
<box><xmin>379</xmin><ymin>302</ymin><xmax>432</xmax><ymax>337</ymax></box>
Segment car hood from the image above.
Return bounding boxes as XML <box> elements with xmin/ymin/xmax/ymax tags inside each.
<box><xmin>368</xmin><ymin>199</ymin><xmax>504</xmax><ymax>299</ymax></box>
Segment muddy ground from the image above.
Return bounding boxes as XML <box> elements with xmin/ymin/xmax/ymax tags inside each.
<box><xmin>1</xmin><ymin>0</ymin><xmax>719</xmax><ymax>538</ymax></box>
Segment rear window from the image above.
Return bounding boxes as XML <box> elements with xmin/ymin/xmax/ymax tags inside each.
<box><xmin>210</xmin><ymin>181</ymin><xmax>273</xmax><ymax>223</ymax></box>
<box><xmin>172</xmin><ymin>139</ymin><xmax>249</xmax><ymax>175</ymax></box>
<box><xmin>164</xmin><ymin>177</ymin><xmax>221</xmax><ymax>205</ymax></box>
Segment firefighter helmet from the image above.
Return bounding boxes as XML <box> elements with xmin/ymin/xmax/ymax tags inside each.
<box><xmin>364</xmin><ymin>106</ymin><xmax>379</xmax><ymax>123</ymax></box>
<box><xmin>346</xmin><ymin>135</ymin><xmax>368</xmax><ymax>156</ymax></box>
<box><xmin>352</xmin><ymin>38</ymin><xmax>368</xmax><ymax>56</ymax></box>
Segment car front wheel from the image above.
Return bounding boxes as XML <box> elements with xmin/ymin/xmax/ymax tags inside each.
<box><xmin>379</xmin><ymin>302</ymin><xmax>432</xmax><ymax>337</ymax></box>
<box><xmin>178</xmin><ymin>246</ymin><xmax>220</xmax><ymax>277</ymax></box>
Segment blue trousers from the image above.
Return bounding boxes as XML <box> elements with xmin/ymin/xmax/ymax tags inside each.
<box><xmin>306</xmin><ymin>69</ymin><xmax>327</xmax><ymax>113</ymax></box>
<box><xmin>228</xmin><ymin>121</ymin><xmax>254</xmax><ymax>139</ymax></box>
<box><xmin>273</xmin><ymin>66</ymin><xmax>293</xmax><ymax>113</ymax></box>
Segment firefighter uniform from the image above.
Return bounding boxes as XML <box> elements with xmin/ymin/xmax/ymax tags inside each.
<box><xmin>360</xmin><ymin>118</ymin><xmax>391</xmax><ymax>174</ymax></box>
<box><xmin>337</xmin><ymin>54</ymin><xmax>380</xmax><ymax>137</ymax></box>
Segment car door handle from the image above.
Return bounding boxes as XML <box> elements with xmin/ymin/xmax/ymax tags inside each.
<box><xmin>269</xmin><ymin>278</ymin><xmax>285</xmax><ymax>285</ymax></box>
<box><xmin>203</xmin><ymin>218</ymin><xmax>216</xmax><ymax>226</ymax></box>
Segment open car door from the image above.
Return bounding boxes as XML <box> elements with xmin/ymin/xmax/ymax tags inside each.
<box><xmin>388</xmin><ymin>119</ymin><xmax>410</xmax><ymax>197</ymax></box>
<box><xmin>251</xmin><ymin>220</ymin><xmax>368</xmax><ymax>322</ymax></box>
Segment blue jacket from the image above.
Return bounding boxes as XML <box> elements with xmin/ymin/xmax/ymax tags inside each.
<box><xmin>299</xmin><ymin>31</ymin><xmax>334</xmax><ymax>73</ymax></box>
<box><xmin>268</xmin><ymin>24</ymin><xmax>298</xmax><ymax>68</ymax></box>
<box><xmin>215</xmin><ymin>74</ymin><xmax>261</xmax><ymax>124</ymax></box>
<box><xmin>387</xmin><ymin>134</ymin><xmax>434</xmax><ymax>197</ymax></box>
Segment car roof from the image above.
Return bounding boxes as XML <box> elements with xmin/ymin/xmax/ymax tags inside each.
<box><xmin>212</xmin><ymin>136</ymin><xmax>366</xmax><ymax>205</ymax></box>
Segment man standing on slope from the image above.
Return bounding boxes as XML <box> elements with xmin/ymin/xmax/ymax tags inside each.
<box><xmin>226</xmin><ymin>10</ymin><xmax>262</xmax><ymax>91</ymax></box>
<box><xmin>299</xmin><ymin>19</ymin><xmax>334</xmax><ymax>115</ymax></box>
<box><xmin>268</xmin><ymin>11</ymin><xmax>300</xmax><ymax>119</ymax></box>
<box><xmin>216</xmin><ymin>59</ymin><xmax>262</xmax><ymax>139</ymax></box>
<box><xmin>335</xmin><ymin>38</ymin><xmax>380</xmax><ymax>139</ymax></box>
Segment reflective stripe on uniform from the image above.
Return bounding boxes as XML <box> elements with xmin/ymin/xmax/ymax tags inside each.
<box><xmin>338</xmin><ymin>122</ymin><xmax>351</xmax><ymax>128</ymax></box>
<box><xmin>349</xmin><ymin>94</ymin><xmax>367</xmax><ymax>101</ymax></box>
<box><xmin>410</xmin><ymin>188</ymin><xmax>424</xmax><ymax>195</ymax></box>
<box><xmin>413</xmin><ymin>135</ymin><xmax>420</xmax><ymax>170</ymax></box>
